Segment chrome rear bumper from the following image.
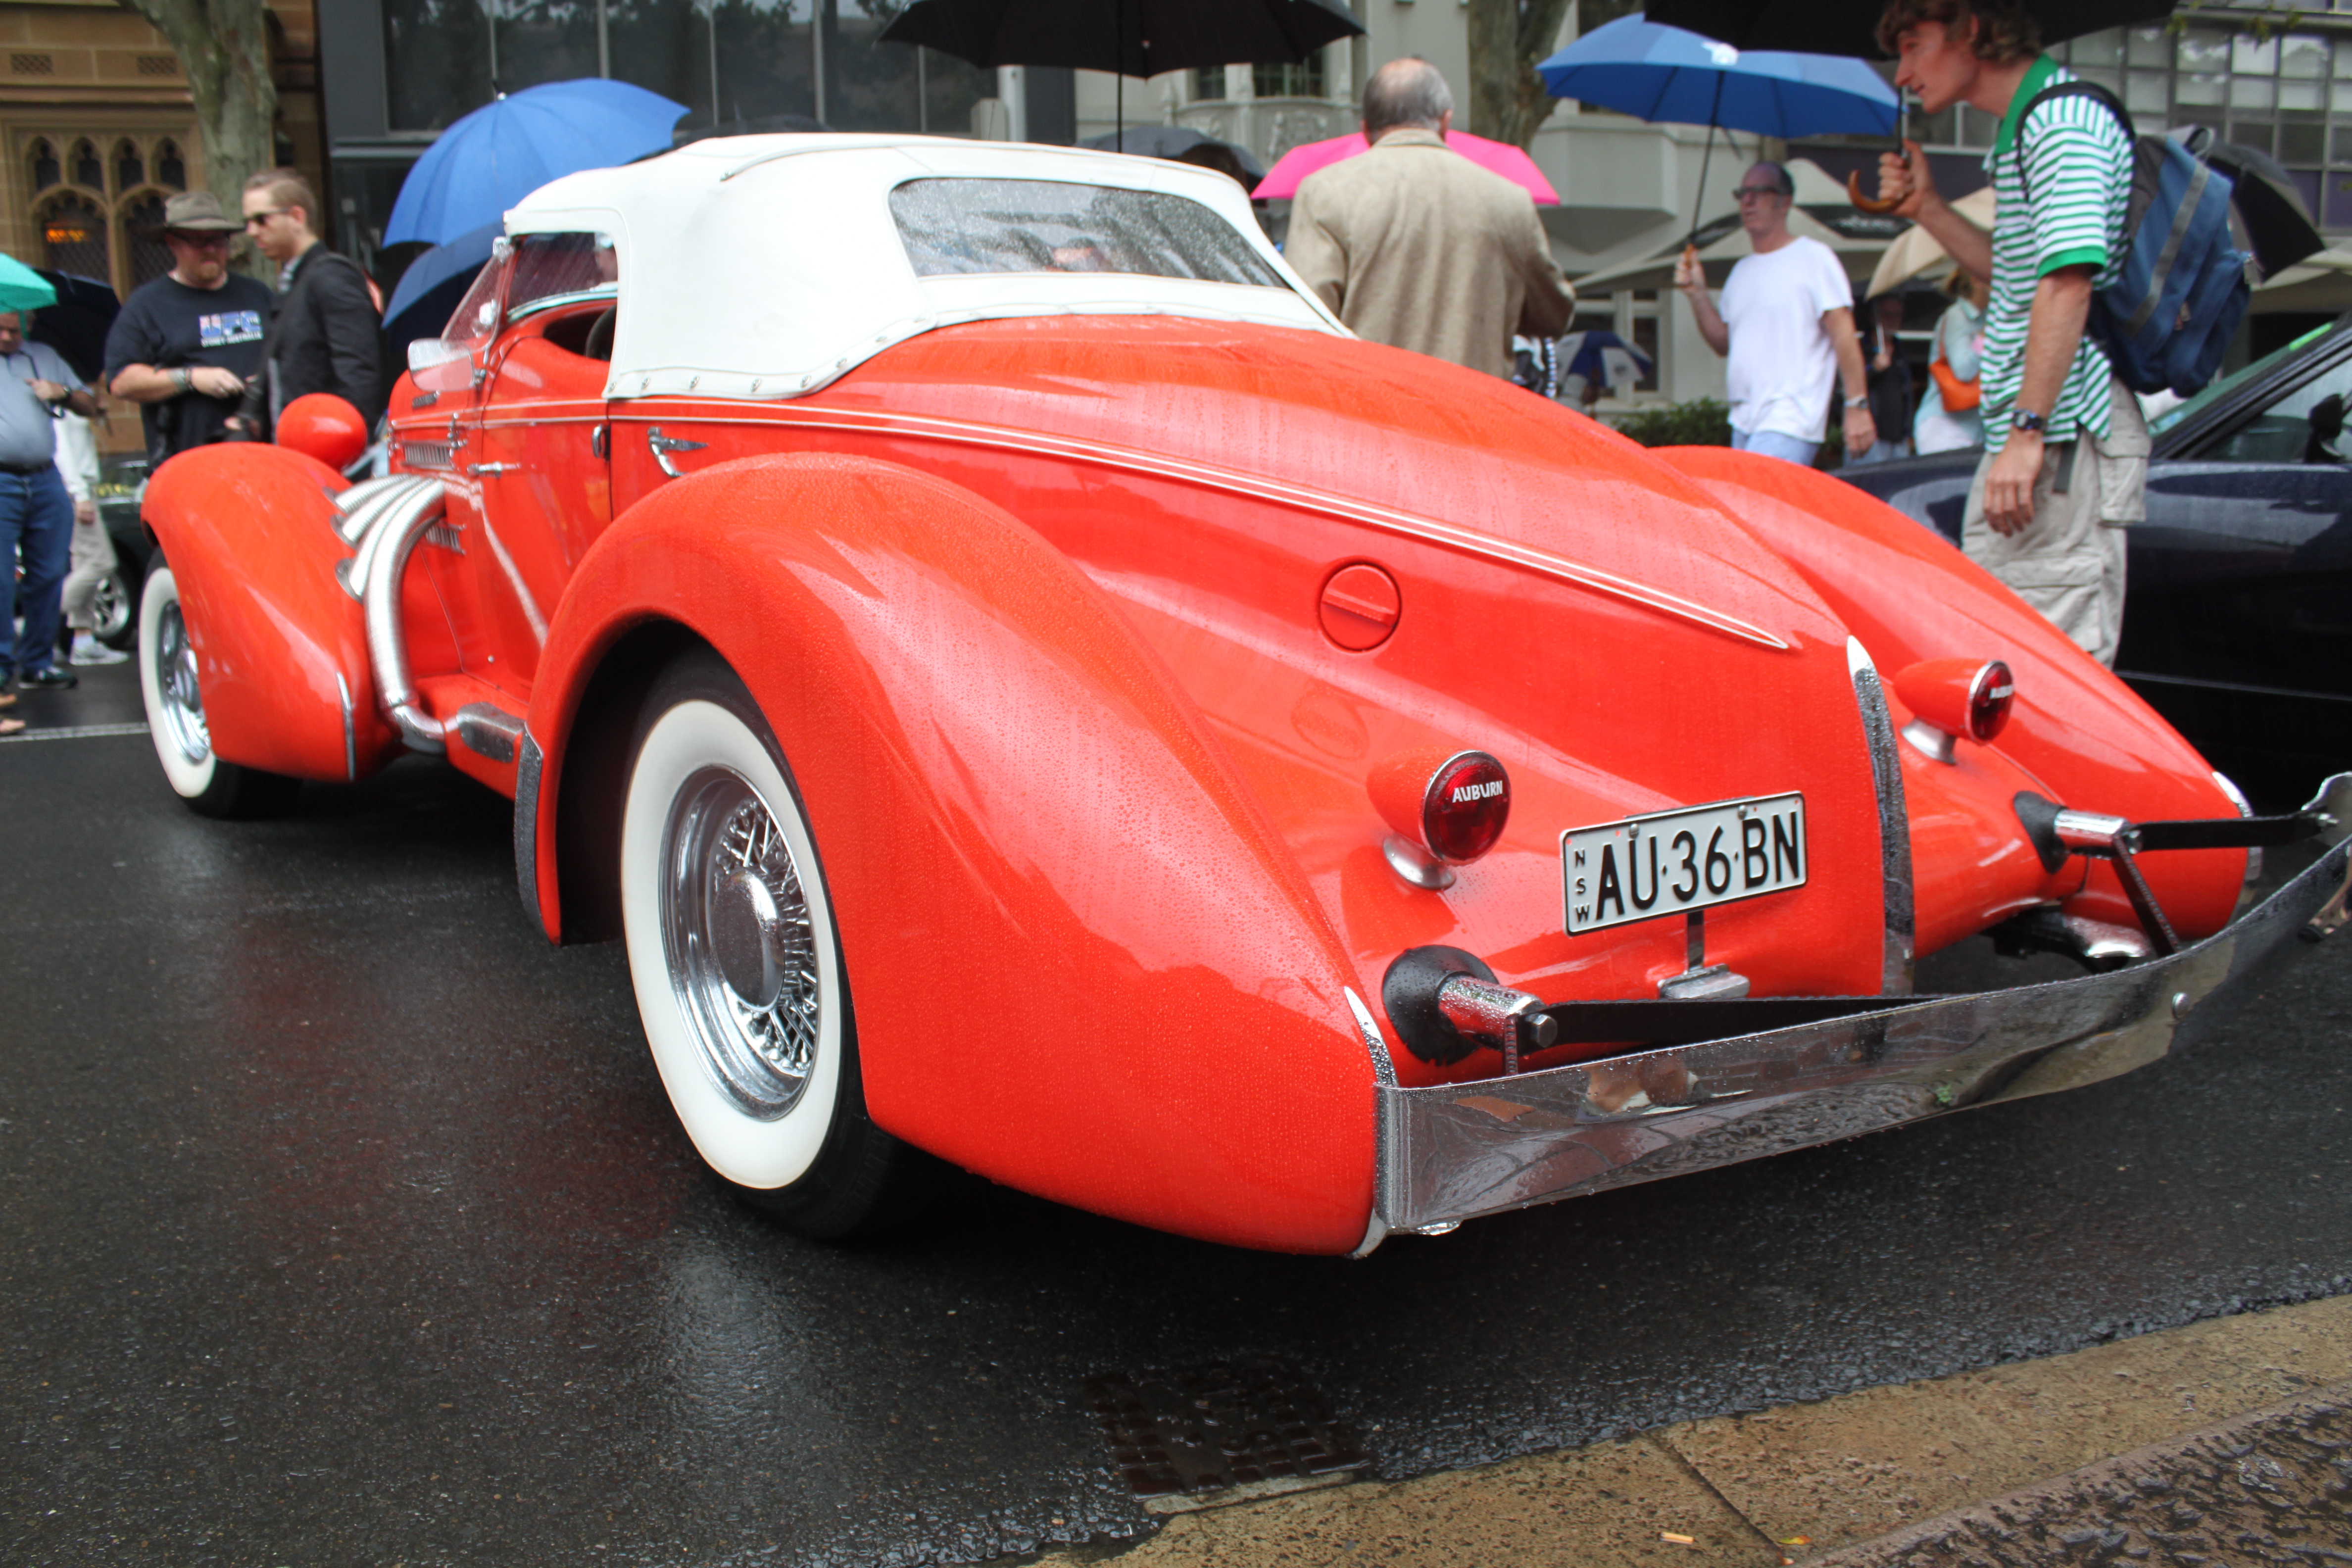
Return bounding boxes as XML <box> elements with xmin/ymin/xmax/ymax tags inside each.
<box><xmin>1364</xmin><ymin>775</ymin><xmax>2352</xmax><ymax>1248</ymax></box>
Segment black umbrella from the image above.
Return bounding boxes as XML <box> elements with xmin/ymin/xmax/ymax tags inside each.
<box><xmin>2200</xmin><ymin>136</ymin><xmax>2326</xmax><ymax>278</ymax></box>
<box><xmin>28</xmin><ymin>270</ymin><xmax>119</xmax><ymax>386</ymax></box>
<box><xmin>1644</xmin><ymin>0</ymin><xmax>2170</xmax><ymax>60</ymax></box>
<box><xmin>1078</xmin><ymin>124</ymin><xmax>1266</xmax><ymax>184</ymax></box>
<box><xmin>879</xmin><ymin>0</ymin><xmax>1363</xmax><ymax>151</ymax></box>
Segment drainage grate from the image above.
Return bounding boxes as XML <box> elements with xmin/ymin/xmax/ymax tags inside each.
<box><xmin>1084</xmin><ymin>1356</ymin><xmax>1371</xmax><ymax>1505</ymax></box>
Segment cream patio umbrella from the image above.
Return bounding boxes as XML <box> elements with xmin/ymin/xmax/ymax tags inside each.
<box><xmin>1862</xmin><ymin>186</ymin><xmax>1998</xmax><ymax>299</ymax></box>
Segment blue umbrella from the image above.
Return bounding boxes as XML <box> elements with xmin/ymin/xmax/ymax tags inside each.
<box><xmin>1560</xmin><ymin>328</ymin><xmax>1653</xmax><ymax>392</ymax></box>
<box><xmin>382</xmin><ymin>220</ymin><xmax>504</xmax><ymax>357</ymax></box>
<box><xmin>386</xmin><ymin>79</ymin><xmax>688</xmax><ymax>248</ymax></box>
<box><xmin>1539</xmin><ymin>15</ymin><xmax>1897</xmax><ymax>241</ymax></box>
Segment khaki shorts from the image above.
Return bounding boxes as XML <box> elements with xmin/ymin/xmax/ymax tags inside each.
<box><xmin>1962</xmin><ymin>378</ymin><xmax>2149</xmax><ymax>668</ymax></box>
<box><xmin>60</xmin><ymin>507</ymin><xmax>117</xmax><ymax>629</ymax></box>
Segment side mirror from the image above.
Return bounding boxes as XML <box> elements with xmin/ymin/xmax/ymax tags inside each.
<box><xmin>407</xmin><ymin>338</ymin><xmax>468</xmax><ymax>374</ymax></box>
<box><xmin>2305</xmin><ymin>392</ymin><xmax>2344</xmax><ymax>465</ymax></box>
<box><xmin>407</xmin><ymin>336</ymin><xmax>482</xmax><ymax>393</ymax></box>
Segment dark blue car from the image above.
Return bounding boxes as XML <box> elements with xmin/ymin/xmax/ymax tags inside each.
<box><xmin>1839</xmin><ymin>316</ymin><xmax>2352</xmax><ymax>778</ymax></box>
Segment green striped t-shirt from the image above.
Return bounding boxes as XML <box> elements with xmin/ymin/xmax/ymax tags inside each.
<box><xmin>1979</xmin><ymin>55</ymin><xmax>2132</xmax><ymax>454</ymax></box>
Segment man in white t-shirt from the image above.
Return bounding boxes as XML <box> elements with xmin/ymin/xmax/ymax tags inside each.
<box><xmin>1674</xmin><ymin>162</ymin><xmax>1874</xmax><ymax>464</ymax></box>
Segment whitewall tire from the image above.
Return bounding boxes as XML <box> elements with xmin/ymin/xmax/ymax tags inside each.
<box><xmin>138</xmin><ymin>561</ymin><xmax>299</xmax><ymax>820</ymax></box>
<box><xmin>618</xmin><ymin>651</ymin><xmax>932</xmax><ymax>1236</ymax></box>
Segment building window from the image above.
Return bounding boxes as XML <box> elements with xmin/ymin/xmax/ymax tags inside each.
<box><xmin>1193</xmin><ymin>65</ymin><xmax>1225</xmax><ymax>101</ymax></box>
<box><xmin>1252</xmin><ymin>58</ymin><xmax>1324</xmax><ymax>99</ymax></box>
<box><xmin>122</xmin><ymin>194</ymin><xmax>172</xmax><ymax>289</ymax></box>
<box><xmin>1895</xmin><ymin>19</ymin><xmax>2352</xmax><ymax>230</ymax></box>
<box><xmin>115</xmin><ymin>139</ymin><xmax>143</xmax><ymax>191</ymax></box>
<box><xmin>155</xmin><ymin>140</ymin><xmax>185</xmax><ymax>189</ymax></box>
<box><xmin>41</xmin><ymin>194</ymin><xmax>109</xmax><ymax>280</ymax></box>
<box><xmin>70</xmin><ymin>139</ymin><xmax>100</xmax><ymax>190</ymax></box>
<box><xmin>30</xmin><ymin>139</ymin><xmax>57</xmax><ymax>192</ymax></box>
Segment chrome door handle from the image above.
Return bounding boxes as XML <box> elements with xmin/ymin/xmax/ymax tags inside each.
<box><xmin>647</xmin><ymin>426</ymin><xmax>707</xmax><ymax>479</ymax></box>
<box><xmin>590</xmin><ymin>422</ymin><xmax>609</xmax><ymax>460</ymax></box>
<box><xmin>465</xmin><ymin>461</ymin><xmax>520</xmax><ymax>476</ymax></box>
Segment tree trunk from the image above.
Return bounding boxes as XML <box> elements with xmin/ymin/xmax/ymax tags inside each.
<box><xmin>1466</xmin><ymin>0</ymin><xmax>1577</xmax><ymax>149</ymax></box>
<box><xmin>114</xmin><ymin>0</ymin><xmax>279</xmax><ymax>277</ymax></box>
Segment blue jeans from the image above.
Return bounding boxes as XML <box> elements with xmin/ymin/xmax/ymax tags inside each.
<box><xmin>1730</xmin><ymin>427</ymin><xmax>1821</xmax><ymax>465</ymax></box>
<box><xmin>1846</xmin><ymin>438</ymin><xmax>1915</xmax><ymax>466</ymax></box>
<box><xmin>0</xmin><ymin>463</ymin><xmax>73</xmax><ymax>680</ymax></box>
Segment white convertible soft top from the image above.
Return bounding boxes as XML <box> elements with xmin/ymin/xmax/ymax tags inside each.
<box><xmin>508</xmin><ymin>134</ymin><xmax>1348</xmax><ymax>400</ymax></box>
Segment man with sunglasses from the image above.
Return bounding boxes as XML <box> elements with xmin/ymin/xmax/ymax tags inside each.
<box><xmin>101</xmin><ymin>190</ymin><xmax>274</xmax><ymax>468</ymax></box>
<box><xmin>1674</xmin><ymin>162</ymin><xmax>1874</xmax><ymax>465</ymax></box>
<box><xmin>232</xmin><ymin>168</ymin><xmax>383</xmax><ymax>439</ymax></box>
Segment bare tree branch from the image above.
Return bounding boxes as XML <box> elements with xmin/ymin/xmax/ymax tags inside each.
<box><xmin>1466</xmin><ymin>0</ymin><xmax>1576</xmax><ymax>149</ymax></box>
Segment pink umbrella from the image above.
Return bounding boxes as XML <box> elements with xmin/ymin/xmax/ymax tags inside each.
<box><xmin>1251</xmin><ymin>130</ymin><xmax>1561</xmax><ymax>204</ymax></box>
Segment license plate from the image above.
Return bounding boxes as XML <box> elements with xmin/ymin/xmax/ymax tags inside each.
<box><xmin>1562</xmin><ymin>793</ymin><xmax>1807</xmax><ymax>935</ymax></box>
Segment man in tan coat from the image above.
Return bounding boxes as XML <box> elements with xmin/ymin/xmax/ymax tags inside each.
<box><xmin>1284</xmin><ymin>58</ymin><xmax>1573</xmax><ymax>379</ymax></box>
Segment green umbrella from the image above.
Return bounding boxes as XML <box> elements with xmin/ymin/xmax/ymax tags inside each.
<box><xmin>0</xmin><ymin>252</ymin><xmax>59</xmax><ymax>314</ymax></box>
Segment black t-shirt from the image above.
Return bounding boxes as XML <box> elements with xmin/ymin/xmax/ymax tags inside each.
<box><xmin>102</xmin><ymin>273</ymin><xmax>275</xmax><ymax>464</ymax></box>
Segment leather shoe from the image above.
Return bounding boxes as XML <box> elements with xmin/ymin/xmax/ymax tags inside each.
<box><xmin>18</xmin><ymin>666</ymin><xmax>76</xmax><ymax>689</ymax></box>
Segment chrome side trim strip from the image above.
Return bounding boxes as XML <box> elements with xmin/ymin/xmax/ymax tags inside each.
<box><xmin>515</xmin><ymin>729</ymin><xmax>544</xmax><ymax>934</ymax></box>
<box><xmin>476</xmin><ymin>518</ymin><xmax>550</xmax><ymax>643</ymax></box>
<box><xmin>1343</xmin><ymin>986</ymin><xmax>1396</xmax><ymax>1259</ymax></box>
<box><xmin>614</xmin><ymin>405</ymin><xmax>1792</xmax><ymax>652</ymax></box>
<box><xmin>1849</xmin><ymin>637</ymin><xmax>1915</xmax><ymax>994</ymax></box>
<box><xmin>1375</xmin><ymin>814</ymin><xmax>2349</xmax><ymax>1236</ymax></box>
<box><xmin>360</xmin><ymin>481</ymin><xmax>451</xmax><ymax>753</ymax></box>
<box><xmin>336</xmin><ymin>671</ymin><xmax>355</xmax><ymax>781</ymax></box>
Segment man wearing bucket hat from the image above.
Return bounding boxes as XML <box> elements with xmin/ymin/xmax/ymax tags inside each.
<box><xmin>102</xmin><ymin>191</ymin><xmax>274</xmax><ymax>467</ymax></box>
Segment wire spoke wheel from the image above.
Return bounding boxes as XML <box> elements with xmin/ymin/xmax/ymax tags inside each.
<box><xmin>152</xmin><ymin>595</ymin><xmax>209</xmax><ymax>767</ymax></box>
<box><xmin>661</xmin><ymin>766</ymin><xmax>824</xmax><ymax>1117</ymax></box>
<box><xmin>619</xmin><ymin>653</ymin><xmax>942</xmax><ymax>1235</ymax></box>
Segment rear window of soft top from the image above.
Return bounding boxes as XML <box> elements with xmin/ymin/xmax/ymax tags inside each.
<box><xmin>889</xmin><ymin>178</ymin><xmax>1283</xmax><ymax>288</ymax></box>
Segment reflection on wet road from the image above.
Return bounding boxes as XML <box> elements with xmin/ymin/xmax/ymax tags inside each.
<box><xmin>6</xmin><ymin>681</ymin><xmax>2350</xmax><ymax>1566</ymax></box>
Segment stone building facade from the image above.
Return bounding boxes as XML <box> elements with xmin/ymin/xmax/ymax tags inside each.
<box><xmin>0</xmin><ymin>0</ymin><xmax>325</xmax><ymax>303</ymax></box>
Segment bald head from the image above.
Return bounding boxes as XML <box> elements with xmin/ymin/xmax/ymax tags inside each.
<box><xmin>1362</xmin><ymin>58</ymin><xmax>1453</xmax><ymax>142</ymax></box>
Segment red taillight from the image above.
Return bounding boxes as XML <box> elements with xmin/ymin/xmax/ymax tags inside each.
<box><xmin>1370</xmin><ymin>747</ymin><xmax>1512</xmax><ymax>870</ymax></box>
<box><xmin>1425</xmin><ymin>751</ymin><xmax>1511</xmax><ymax>861</ymax></box>
<box><xmin>1892</xmin><ymin>657</ymin><xmax>2019</xmax><ymax>749</ymax></box>
<box><xmin>1967</xmin><ymin>660</ymin><xmax>2015</xmax><ymax>742</ymax></box>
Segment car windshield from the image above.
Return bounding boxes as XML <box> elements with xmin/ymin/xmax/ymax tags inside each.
<box><xmin>2149</xmin><ymin>318</ymin><xmax>2345</xmax><ymax>437</ymax></box>
<box><xmin>889</xmin><ymin>178</ymin><xmax>1285</xmax><ymax>288</ymax></box>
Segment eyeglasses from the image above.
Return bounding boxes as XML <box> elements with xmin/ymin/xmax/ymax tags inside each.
<box><xmin>166</xmin><ymin>231</ymin><xmax>235</xmax><ymax>248</ymax></box>
<box><xmin>243</xmin><ymin>209</ymin><xmax>290</xmax><ymax>228</ymax></box>
<box><xmin>1731</xmin><ymin>185</ymin><xmax>1789</xmax><ymax>201</ymax></box>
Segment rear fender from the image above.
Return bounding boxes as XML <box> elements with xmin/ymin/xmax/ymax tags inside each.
<box><xmin>530</xmin><ymin>452</ymin><xmax>1378</xmax><ymax>1253</ymax></box>
<box><xmin>1664</xmin><ymin>447</ymin><xmax>2242</xmax><ymax>942</ymax></box>
<box><xmin>141</xmin><ymin>444</ymin><xmax>401</xmax><ymax>782</ymax></box>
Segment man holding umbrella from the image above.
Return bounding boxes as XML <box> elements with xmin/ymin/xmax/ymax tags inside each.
<box><xmin>1869</xmin><ymin>0</ymin><xmax>2141</xmax><ymax>666</ymax></box>
<box><xmin>1674</xmin><ymin>161</ymin><xmax>1875</xmax><ymax>465</ymax></box>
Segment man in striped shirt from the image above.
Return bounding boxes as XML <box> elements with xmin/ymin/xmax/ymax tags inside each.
<box><xmin>1868</xmin><ymin>0</ymin><xmax>2146</xmax><ymax>666</ymax></box>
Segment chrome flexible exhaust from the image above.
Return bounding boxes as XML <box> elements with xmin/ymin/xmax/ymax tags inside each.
<box><xmin>359</xmin><ymin>480</ymin><xmax>450</xmax><ymax>753</ymax></box>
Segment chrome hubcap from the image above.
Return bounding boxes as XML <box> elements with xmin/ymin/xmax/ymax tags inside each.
<box><xmin>91</xmin><ymin>573</ymin><xmax>129</xmax><ymax>639</ymax></box>
<box><xmin>660</xmin><ymin>766</ymin><xmax>820</xmax><ymax>1117</ymax></box>
<box><xmin>154</xmin><ymin>598</ymin><xmax>209</xmax><ymax>766</ymax></box>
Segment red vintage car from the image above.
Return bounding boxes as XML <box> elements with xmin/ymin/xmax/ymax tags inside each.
<box><xmin>136</xmin><ymin>136</ymin><xmax>2351</xmax><ymax>1255</ymax></box>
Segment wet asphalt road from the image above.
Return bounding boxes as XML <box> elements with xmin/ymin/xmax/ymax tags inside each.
<box><xmin>5</xmin><ymin>663</ymin><xmax>2351</xmax><ymax>1568</ymax></box>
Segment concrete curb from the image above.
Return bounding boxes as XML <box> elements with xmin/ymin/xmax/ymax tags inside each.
<box><xmin>1810</xmin><ymin>1380</ymin><xmax>2352</xmax><ymax>1566</ymax></box>
<box><xmin>1051</xmin><ymin>1295</ymin><xmax>2352</xmax><ymax>1566</ymax></box>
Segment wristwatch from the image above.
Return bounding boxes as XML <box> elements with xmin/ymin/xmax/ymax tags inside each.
<box><xmin>1844</xmin><ymin>395</ymin><xmax>1870</xmax><ymax>409</ymax></box>
<box><xmin>2009</xmin><ymin>408</ymin><xmax>2048</xmax><ymax>435</ymax></box>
